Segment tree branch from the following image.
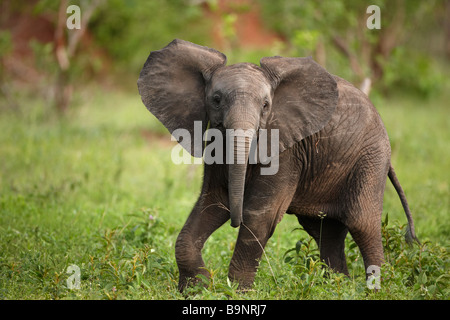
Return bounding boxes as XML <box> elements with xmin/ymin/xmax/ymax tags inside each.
<box><xmin>331</xmin><ymin>35</ymin><xmax>365</xmax><ymax>80</ymax></box>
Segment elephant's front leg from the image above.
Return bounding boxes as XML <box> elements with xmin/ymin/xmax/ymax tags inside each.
<box><xmin>228</xmin><ymin>163</ymin><xmax>299</xmax><ymax>289</ymax></box>
<box><xmin>175</xmin><ymin>192</ymin><xmax>229</xmax><ymax>292</ymax></box>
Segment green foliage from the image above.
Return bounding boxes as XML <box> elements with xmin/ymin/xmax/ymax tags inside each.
<box><xmin>291</xmin><ymin>29</ymin><xmax>320</xmax><ymax>56</ymax></box>
<box><xmin>89</xmin><ymin>0</ymin><xmax>211</xmax><ymax>74</ymax></box>
<box><xmin>0</xmin><ymin>30</ymin><xmax>12</xmax><ymax>58</ymax></box>
<box><xmin>382</xmin><ymin>47</ymin><xmax>446</xmax><ymax>98</ymax></box>
<box><xmin>280</xmin><ymin>215</ymin><xmax>449</xmax><ymax>300</ymax></box>
<box><xmin>380</xmin><ymin>220</ymin><xmax>449</xmax><ymax>299</ymax></box>
<box><xmin>0</xmin><ymin>30</ymin><xmax>13</xmax><ymax>92</ymax></box>
<box><xmin>259</xmin><ymin>0</ymin><xmax>446</xmax><ymax>97</ymax></box>
<box><xmin>7</xmin><ymin>0</ymin><xmax>447</xmax><ymax>101</ymax></box>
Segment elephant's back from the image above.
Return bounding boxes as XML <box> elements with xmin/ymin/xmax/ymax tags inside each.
<box><xmin>329</xmin><ymin>75</ymin><xmax>390</xmax><ymax>151</ymax></box>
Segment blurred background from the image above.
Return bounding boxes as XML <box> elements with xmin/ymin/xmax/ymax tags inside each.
<box><xmin>0</xmin><ymin>0</ymin><xmax>448</xmax><ymax>111</ymax></box>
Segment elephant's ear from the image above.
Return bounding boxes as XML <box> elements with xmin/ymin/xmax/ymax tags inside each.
<box><xmin>138</xmin><ymin>39</ymin><xmax>227</xmax><ymax>157</ymax></box>
<box><xmin>260</xmin><ymin>56</ymin><xmax>338</xmax><ymax>153</ymax></box>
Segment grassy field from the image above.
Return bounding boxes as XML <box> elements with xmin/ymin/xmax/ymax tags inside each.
<box><xmin>0</xmin><ymin>86</ymin><xmax>448</xmax><ymax>300</ymax></box>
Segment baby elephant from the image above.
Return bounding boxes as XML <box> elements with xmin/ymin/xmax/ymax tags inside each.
<box><xmin>137</xmin><ymin>39</ymin><xmax>419</xmax><ymax>291</ymax></box>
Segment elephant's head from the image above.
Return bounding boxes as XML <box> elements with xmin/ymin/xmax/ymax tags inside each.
<box><xmin>138</xmin><ymin>39</ymin><xmax>338</xmax><ymax>228</ymax></box>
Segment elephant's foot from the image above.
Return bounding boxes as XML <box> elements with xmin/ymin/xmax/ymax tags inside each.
<box><xmin>176</xmin><ymin>246</ymin><xmax>210</xmax><ymax>292</ymax></box>
<box><xmin>228</xmin><ymin>269</ymin><xmax>257</xmax><ymax>290</ymax></box>
<box><xmin>178</xmin><ymin>272</ymin><xmax>209</xmax><ymax>293</ymax></box>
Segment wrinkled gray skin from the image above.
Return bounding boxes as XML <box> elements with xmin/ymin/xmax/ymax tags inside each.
<box><xmin>138</xmin><ymin>39</ymin><xmax>419</xmax><ymax>291</ymax></box>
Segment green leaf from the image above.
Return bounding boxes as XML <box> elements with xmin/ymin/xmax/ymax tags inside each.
<box><xmin>295</xmin><ymin>240</ymin><xmax>303</xmax><ymax>254</ymax></box>
<box><xmin>383</xmin><ymin>213</ymin><xmax>389</xmax><ymax>227</ymax></box>
<box><xmin>284</xmin><ymin>256</ymin><xmax>294</xmax><ymax>264</ymax></box>
<box><xmin>418</xmin><ymin>272</ymin><xmax>427</xmax><ymax>285</ymax></box>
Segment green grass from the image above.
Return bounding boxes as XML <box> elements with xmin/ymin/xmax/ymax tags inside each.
<box><xmin>0</xmin><ymin>87</ymin><xmax>448</xmax><ymax>300</ymax></box>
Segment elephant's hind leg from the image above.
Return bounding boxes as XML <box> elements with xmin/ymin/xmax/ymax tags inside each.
<box><xmin>347</xmin><ymin>209</ymin><xmax>384</xmax><ymax>276</ymax></box>
<box><xmin>296</xmin><ymin>215</ymin><xmax>349</xmax><ymax>275</ymax></box>
<box><xmin>345</xmin><ymin>156</ymin><xmax>388</xmax><ymax>278</ymax></box>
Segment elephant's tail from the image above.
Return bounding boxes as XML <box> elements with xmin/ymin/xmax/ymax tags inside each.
<box><xmin>388</xmin><ymin>165</ymin><xmax>420</xmax><ymax>245</ymax></box>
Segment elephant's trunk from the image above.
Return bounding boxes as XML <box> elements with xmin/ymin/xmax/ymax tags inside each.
<box><xmin>227</xmin><ymin>126</ymin><xmax>254</xmax><ymax>228</ymax></box>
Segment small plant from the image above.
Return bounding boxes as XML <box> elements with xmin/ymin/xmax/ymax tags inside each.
<box><xmin>283</xmin><ymin>229</ymin><xmax>327</xmax><ymax>287</ymax></box>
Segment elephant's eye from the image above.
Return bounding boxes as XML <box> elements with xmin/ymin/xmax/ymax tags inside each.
<box><xmin>262</xmin><ymin>100</ymin><xmax>269</xmax><ymax>111</ymax></box>
<box><xmin>213</xmin><ymin>94</ymin><xmax>221</xmax><ymax>105</ymax></box>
